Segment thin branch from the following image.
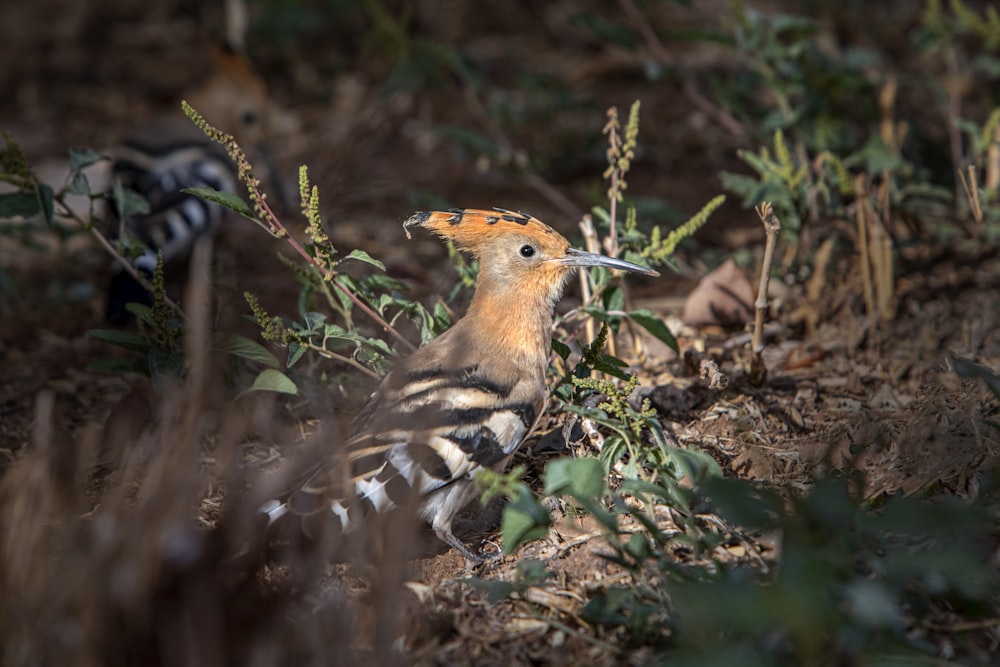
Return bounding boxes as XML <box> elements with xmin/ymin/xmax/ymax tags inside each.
<box><xmin>302</xmin><ymin>341</ymin><xmax>382</xmax><ymax>380</ymax></box>
<box><xmin>680</xmin><ymin>79</ymin><xmax>746</xmax><ymax>139</ymax></box>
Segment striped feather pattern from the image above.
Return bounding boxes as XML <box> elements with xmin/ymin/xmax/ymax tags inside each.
<box><xmin>112</xmin><ymin>118</ymin><xmax>237</xmax><ymax>273</ymax></box>
<box><xmin>280</xmin><ymin>361</ymin><xmax>545</xmax><ymax>559</ymax></box>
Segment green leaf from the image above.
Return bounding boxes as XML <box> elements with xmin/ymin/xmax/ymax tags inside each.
<box><xmin>213</xmin><ymin>332</ymin><xmax>280</xmax><ymax>368</ymax></box>
<box><xmin>579</xmin><ymin>305</ymin><xmax>611</xmax><ymax>323</ymax></box>
<box><xmin>590</xmin><ymin>206</ymin><xmax>611</xmax><ymax>224</ymax></box>
<box><xmin>603</xmin><ymin>285</ymin><xmax>624</xmax><ymax>313</ymax></box>
<box><xmin>181</xmin><ymin>187</ymin><xmax>254</xmax><ymax>219</ymax></box>
<box><xmin>627</xmin><ymin>309</ymin><xmax>678</xmax><ymax>352</ymax></box>
<box><xmin>69</xmin><ymin>147</ymin><xmax>105</xmax><ymax>171</ymax></box>
<box><xmin>113</xmin><ymin>180</ymin><xmax>150</xmax><ymax>217</ymax></box>
<box><xmin>581</xmin><ymin>587</ymin><xmax>641</xmax><ymax>628</ymax></box>
<box><xmin>591</xmin><ymin>354</ymin><xmax>630</xmax><ymax>380</ymax></box>
<box><xmin>432</xmin><ymin>301</ymin><xmax>452</xmax><ymax>333</ymax></box>
<box><xmin>544</xmin><ymin>457</ymin><xmax>606</xmax><ymax>499</ymax></box>
<box><xmin>86</xmin><ymin>328</ymin><xmax>152</xmax><ymax>353</ymax></box>
<box><xmin>597</xmin><ymin>437</ymin><xmax>627</xmax><ymax>472</ymax></box>
<box><xmin>302</xmin><ymin>311</ymin><xmax>327</xmax><ymax>331</ymax></box>
<box><xmin>287</xmin><ymin>342</ymin><xmax>307</xmax><ymax>369</ymax></box>
<box><xmin>625</xmin><ymin>533</ymin><xmax>652</xmax><ymax>561</ymax></box>
<box><xmin>37</xmin><ymin>184</ymin><xmax>55</xmax><ymax>226</ymax></box>
<box><xmin>0</xmin><ymin>192</ymin><xmax>40</xmax><ymax>218</ymax></box>
<box><xmin>125</xmin><ymin>303</ymin><xmax>156</xmax><ymax>326</ymax></box>
<box><xmin>248</xmin><ymin>368</ymin><xmax>299</xmax><ymax>395</ymax></box>
<box><xmin>69</xmin><ymin>171</ymin><xmax>91</xmax><ymax>195</ymax></box>
<box><xmin>343</xmin><ymin>249</ymin><xmax>386</xmax><ymax>271</ymax></box>
<box><xmin>358</xmin><ymin>273</ymin><xmax>409</xmax><ymax>293</ymax></box>
<box><xmin>667</xmin><ymin>447</ymin><xmax>723</xmax><ymax>482</ymax></box>
<box><xmin>501</xmin><ymin>487</ymin><xmax>551</xmax><ymax>554</ymax></box>
<box><xmin>696</xmin><ymin>478</ymin><xmax>778</xmax><ymax>531</ymax></box>
<box><xmin>551</xmin><ymin>338</ymin><xmax>571</xmax><ymax>362</ymax></box>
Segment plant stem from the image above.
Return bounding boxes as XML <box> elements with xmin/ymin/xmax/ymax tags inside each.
<box><xmin>304</xmin><ymin>341</ymin><xmax>381</xmax><ymax>380</ymax></box>
<box><xmin>750</xmin><ymin>202</ymin><xmax>780</xmax><ymax>386</ymax></box>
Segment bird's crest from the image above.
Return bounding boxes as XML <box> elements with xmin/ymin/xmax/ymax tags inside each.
<box><xmin>404</xmin><ymin>208</ymin><xmax>560</xmax><ymax>250</ymax></box>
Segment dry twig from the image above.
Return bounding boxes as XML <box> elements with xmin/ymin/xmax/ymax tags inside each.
<box><xmin>683</xmin><ymin>349</ymin><xmax>729</xmax><ymax>390</ymax></box>
<box><xmin>699</xmin><ymin>356</ymin><xmax>729</xmax><ymax>390</ymax></box>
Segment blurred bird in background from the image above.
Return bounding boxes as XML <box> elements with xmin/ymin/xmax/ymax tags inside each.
<box><xmin>105</xmin><ymin>42</ymin><xmax>279</xmax><ymax>324</ymax></box>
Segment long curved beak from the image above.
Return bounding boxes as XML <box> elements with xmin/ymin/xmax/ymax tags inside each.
<box><xmin>556</xmin><ymin>248</ymin><xmax>659</xmax><ymax>277</ymax></box>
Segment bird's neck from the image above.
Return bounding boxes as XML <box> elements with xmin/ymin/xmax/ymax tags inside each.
<box><xmin>463</xmin><ymin>279</ymin><xmax>559</xmax><ymax>375</ymax></box>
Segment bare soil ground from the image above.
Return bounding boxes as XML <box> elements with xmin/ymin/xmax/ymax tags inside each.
<box><xmin>1</xmin><ymin>1</ymin><xmax>998</xmax><ymax>664</ymax></box>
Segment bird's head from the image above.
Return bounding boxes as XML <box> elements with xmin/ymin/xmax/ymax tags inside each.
<box><xmin>404</xmin><ymin>208</ymin><xmax>657</xmax><ymax>306</ymax></box>
<box><xmin>188</xmin><ymin>43</ymin><xmax>272</xmax><ymax>150</ymax></box>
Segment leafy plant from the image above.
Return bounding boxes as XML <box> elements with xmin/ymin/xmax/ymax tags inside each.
<box><xmin>477</xmin><ymin>103</ymin><xmax>721</xmax><ymax>641</ymax></box>
<box><xmin>721</xmin><ymin>128</ymin><xmax>853</xmax><ymax>236</ymax></box>
<box><xmin>87</xmin><ymin>262</ymin><xmax>293</xmax><ymax>394</ymax></box>
<box><xmin>717</xmin><ymin>0</ymin><xmax>1000</xmax><ymax>245</ymax></box>
<box><xmin>180</xmin><ymin>101</ymin><xmax>461</xmax><ymax>390</ymax></box>
<box><xmin>663</xmin><ymin>475</ymin><xmax>1000</xmax><ymax>664</ymax></box>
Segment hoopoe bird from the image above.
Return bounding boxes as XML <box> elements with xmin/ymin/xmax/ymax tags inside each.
<box><xmin>105</xmin><ymin>44</ymin><xmax>276</xmax><ymax>324</ymax></box>
<box><xmin>262</xmin><ymin>208</ymin><xmax>658</xmax><ymax>561</ymax></box>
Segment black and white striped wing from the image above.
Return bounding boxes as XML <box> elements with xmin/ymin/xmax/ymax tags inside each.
<box><xmin>285</xmin><ymin>365</ymin><xmax>544</xmax><ymax>532</ymax></box>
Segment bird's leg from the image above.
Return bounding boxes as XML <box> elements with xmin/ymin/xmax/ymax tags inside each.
<box><xmin>434</xmin><ymin>524</ymin><xmax>486</xmax><ymax>563</ymax></box>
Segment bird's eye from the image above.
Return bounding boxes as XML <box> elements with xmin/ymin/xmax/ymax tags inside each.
<box><xmin>241</xmin><ymin>109</ymin><xmax>259</xmax><ymax>127</ymax></box>
<box><xmin>519</xmin><ymin>244</ymin><xmax>536</xmax><ymax>258</ymax></box>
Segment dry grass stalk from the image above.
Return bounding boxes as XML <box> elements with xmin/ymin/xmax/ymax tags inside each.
<box><xmin>853</xmin><ymin>177</ymin><xmax>895</xmax><ymax>323</ymax></box>
<box><xmin>958</xmin><ymin>165</ymin><xmax>984</xmax><ymax>231</ymax></box>
<box><xmin>0</xmin><ymin>252</ymin><xmax>427</xmax><ymax>665</ymax></box>
<box><xmin>870</xmin><ymin>213</ymin><xmax>894</xmax><ymax>323</ymax></box>
<box><xmin>749</xmin><ymin>202</ymin><xmax>781</xmax><ymax>386</ymax></box>
<box><xmin>853</xmin><ymin>176</ymin><xmax>877</xmax><ymax>322</ymax></box>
